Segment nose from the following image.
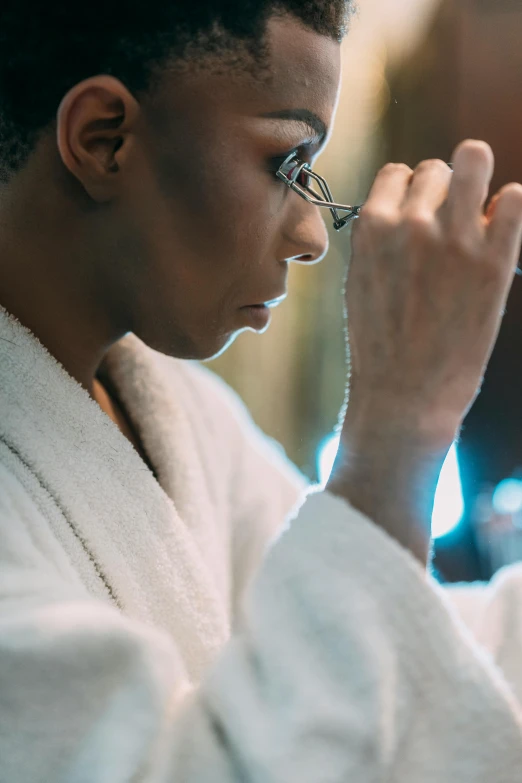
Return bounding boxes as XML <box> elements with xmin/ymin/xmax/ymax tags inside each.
<box><xmin>281</xmin><ymin>202</ymin><xmax>329</xmax><ymax>266</ymax></box>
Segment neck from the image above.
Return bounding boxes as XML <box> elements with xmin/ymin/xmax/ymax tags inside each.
<box><xmin>0</xmin><ymin>177</ymin><xmax>126</xmax><ymax>396</ymax></box>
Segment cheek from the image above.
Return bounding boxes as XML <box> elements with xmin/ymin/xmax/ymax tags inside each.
<box><xmin>222</xmin><ymin>167</ymin><xmax>288</xmax><ymax>255</ymax></box>
<box><xmin>144</xmin><ymin>142</ymin><xmax>287</xmax><ymax>296</ymax></box>
<box><xmin>185</xmin><ymin>172</ymin><xmax>285</xmax><ymax>273</ymax></box>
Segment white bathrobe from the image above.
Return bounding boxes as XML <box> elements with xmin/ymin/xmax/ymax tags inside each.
<box><xmin>2</xmin><ymin>303</ymin><xmax>522</xmax><ymax>783</ymax></box>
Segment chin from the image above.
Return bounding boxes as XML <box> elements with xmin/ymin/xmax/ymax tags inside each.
<box><xmin>201</xmin><ymin>330</ymin><xmax>243</xmax><ymax>361</ymax></box>
<box><xmin>137</xmin><ymin>320</ymin><xmax>242</xmax><ymax>362</ymax></box>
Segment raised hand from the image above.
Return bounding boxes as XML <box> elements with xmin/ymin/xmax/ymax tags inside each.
<box><xmin>328</xmin><ymin>140</ymin><xmax>522</xmax><ymax>562</ymax></box>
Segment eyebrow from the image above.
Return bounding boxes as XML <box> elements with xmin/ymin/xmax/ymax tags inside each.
<box><xmin>259</xmin><ymin>109</ymin><xmax>328</xmax><ymax>144</ymax></box>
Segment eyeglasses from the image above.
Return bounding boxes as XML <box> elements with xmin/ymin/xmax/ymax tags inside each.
<box><xmin>276</xmin><ymin>151</ymin><xmax>363</xmax><ymax>231</ymax></box>
<box><xmin>276</xmin><ymin>152</ymin><xmax>456</xmax><ymax>233</ymax></box>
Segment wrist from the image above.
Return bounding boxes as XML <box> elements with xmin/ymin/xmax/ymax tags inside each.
<box><xmin>326</xmin><ymin>405</ymin><xmax>457</xmax><ymax>564</ymax></box>
<box><xmin>328</xmin><ymin>425</ymin><xmax>449</xmax><ymax>504</ymax></box>
<box><xmin>341</xmin><ymin>389</ymin><xmax>461</xmax><ymax>453</ymax></box>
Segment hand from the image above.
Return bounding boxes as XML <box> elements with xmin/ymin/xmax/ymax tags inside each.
<box><xmin>327</xmin><ymin>140</ymin><xmax>522</xmax><ymax>563</ymax></box>
<box><xmin>344</xmin><ymin>140</ymin><xmax>522</xmax><ymax>442</ymax></box>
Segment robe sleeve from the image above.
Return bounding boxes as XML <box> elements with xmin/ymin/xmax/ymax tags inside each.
<box><xmin>445</xmin><ymin>565</ymin><xmax>522</xmax><ymax>706</ymax></box>
<box><xmin>3</xmin><ymin>453</ymin><xmax>522</xmax><ymax>783</ymax></box>
<box><xmin>204</xmin><ymin>367</ymin><xmax>522</xmax><ymax>711</ymax></box>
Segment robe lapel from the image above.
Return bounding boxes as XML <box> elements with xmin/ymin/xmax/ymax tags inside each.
<box><xmin>0</xmin><ymin>307</ymin><xmax>229</xmax><ymax>682</ymax></box>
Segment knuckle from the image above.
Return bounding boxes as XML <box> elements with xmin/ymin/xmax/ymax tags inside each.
<box><xmin>445</xmin><ymin>231</ymin><xmax>477</xmax><ymax>258</ymax></box>
<box><xmin>355</xmin><ymin>206</ymin><xmax>397</xmax><ymax>240</ymax></box>
<box><xmin>359</xmin><ymin>204</ymin><xmax>391</xmax><ymax>224</ymax></box>
<box><xmin>402</xmin><ymin>211</ymin><xmax>437</xmax><ymax>241</ymax></box>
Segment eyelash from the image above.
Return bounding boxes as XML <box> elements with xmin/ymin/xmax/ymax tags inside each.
<box><xmin>268</xmin><ymin>148</ymin><xmax>314</xmax><ymax>190</ymax></box>
<box><xmin>269</xmin><ymin>151</ymin><xmax>316</xmax><ymax>193</ymax></box>
<box><xmin>268</xmin><ymin>149</ymin><xmax>299</xmax><ymax>176</ymax></box>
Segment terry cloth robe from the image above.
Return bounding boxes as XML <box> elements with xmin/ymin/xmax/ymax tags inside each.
<box><xmin>1</xmin><ymin>303</ymin><xmax>522</xmax><ymax>783</ymax></box>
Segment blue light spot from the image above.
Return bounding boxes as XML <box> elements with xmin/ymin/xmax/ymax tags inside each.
<box><xmin>317</xmin><ymin>431</ymin><xmax>341</xmax><ymax>487</ymax></box>
<box><xmin>492</xmin><ymin>478</ymin><xmax>522</xmax><ymax>515</ymax></box>
<box><xmin>432</xmin><ymin>443</ymin><xmax>464</xmax><ymax>539</ymax></box>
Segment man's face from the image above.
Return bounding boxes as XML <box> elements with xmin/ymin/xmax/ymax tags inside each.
<box><xmin>109</xmin><ymin>14</ymin><xmax>341</xmax><ymax>359</ymax></box>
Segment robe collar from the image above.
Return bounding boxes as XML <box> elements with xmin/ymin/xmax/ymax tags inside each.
<box><xmin>0</xmin><ymin>306</ymin><xmax>229</xmax><ymax>682</ymax></box>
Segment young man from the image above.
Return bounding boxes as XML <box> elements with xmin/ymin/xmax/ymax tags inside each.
<box><xmin>1</xmin><ymin>2</ymin><xmax>522</xmax><ymax>781</ymax></box>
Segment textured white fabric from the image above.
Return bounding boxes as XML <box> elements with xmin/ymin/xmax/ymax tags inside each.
<box><xmin>1</xmin><ymin>303</ymin><xmax>522</xmax><ymax>782</ymax></box>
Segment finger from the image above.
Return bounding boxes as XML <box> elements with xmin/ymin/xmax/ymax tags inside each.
<box><xmin>363</xmin><ymin>162</ymin><xmax>413</xmax><ymax>215</ymax></box>
<box><xmin>402</xmin><ymin>159</ymin><xmax>453</xmax><ymax>213</ymax></box>
<box><xmin>445</xmin><ymin>140</ymin><xmax>494</xmax><ymax>232</ymax></box>
<box><xmin>486</xmin><ymin>183</ymin><xmax>522</xmax><ymax>267</ymax></box>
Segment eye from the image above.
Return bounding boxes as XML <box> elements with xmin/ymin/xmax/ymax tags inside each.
<box><xmin>286</xmin><ymin>160</ymin><xmax>312</xmax><ymax>188</ymax></box>
<box><xmin>269</xmin><ymin>151</ymin><xmax>312</xmax><ymax>188</ymax></box>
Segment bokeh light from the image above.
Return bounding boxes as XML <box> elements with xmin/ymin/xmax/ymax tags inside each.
<box><xmin>317</xmin><ymin>431</ymin><xmax>342</xmax><ymax>488</ymax></box>
<box><xmin>492</xmin><ymin>478</ymin><xmax>522</xmax><ymax>515</ymax></box>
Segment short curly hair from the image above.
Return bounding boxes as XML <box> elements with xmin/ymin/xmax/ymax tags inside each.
<box><xmin>0</xmin><ymin>1</ymin><xmax>355</xmax><ymax>182</ymax></box>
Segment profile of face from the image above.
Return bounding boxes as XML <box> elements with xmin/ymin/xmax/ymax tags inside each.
<box><xmin>56</xmin><ymin>14</ymin><xmax>342</xmax><ymax>360</ymax></box>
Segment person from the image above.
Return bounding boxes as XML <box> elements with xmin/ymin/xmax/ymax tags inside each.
<box><xmin>1</xmin><ymin>1</ymin><xmax>522</xmax><ymax>780</ymax></box>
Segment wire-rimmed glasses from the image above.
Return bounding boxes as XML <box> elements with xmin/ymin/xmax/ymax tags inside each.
<box><xmin>276</xmin><ymin>151</ymin><xmax>363</xmax><ymax>231</ymax></box>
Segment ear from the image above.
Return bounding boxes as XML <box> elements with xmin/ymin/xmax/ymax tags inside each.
<box><xmin>56</xmin><ymin>75</ymin><xmax>140</xmax><ymax>203</ymax></box>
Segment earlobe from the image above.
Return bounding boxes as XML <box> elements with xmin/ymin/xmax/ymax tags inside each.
<box><xmin>56</xmin><ymin>75</ymin><xmax>139</xmax><ymax>202</ymax></box>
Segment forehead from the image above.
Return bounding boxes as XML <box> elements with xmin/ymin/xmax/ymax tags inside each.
<box><xmin>153</xmin><ymin>15</ymin><xmax>341</xmax><ymax>138</ymax></box>
<box><xmin>262</xmin><ymin>14</ymin><xmax>342</xmax><ymax>122</ymax></box>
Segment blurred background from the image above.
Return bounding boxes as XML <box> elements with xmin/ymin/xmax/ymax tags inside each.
<box><xmin>209</xmin><ymin>0</ymin><xmax>522</xmax><ymax>583</ymax></box>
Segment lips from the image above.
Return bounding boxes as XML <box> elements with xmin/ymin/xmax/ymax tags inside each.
<box><xmin>245</xmin><ymin>293</ymin><xmax>287</xmax><ymax>309</ymax></box>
